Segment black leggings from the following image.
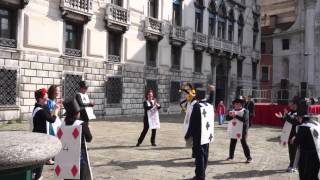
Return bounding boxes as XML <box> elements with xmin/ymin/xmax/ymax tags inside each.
<box><xmin>137</xmin><ymin>120</ymin><xmax>156</xmax><ymax>144</ymax></box>
<box><xmin>229</xmin><ymin>136</ymin><xmax>251</xmax><ymax>159</ymax></box>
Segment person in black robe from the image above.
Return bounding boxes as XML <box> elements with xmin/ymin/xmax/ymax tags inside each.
<box><xmin>226</xmin><ymin>98</ymin><xmax>252</xmax><ymax>163</ymax></box>
<box><xmin>75</xmin><ymin>81</ymin><xmax>95</xmax><ymax>123</ymax></box>
<box><xmin>275</xmin><ymin>97</ymin><xmax>300</xmax><ymax>172</ymax></box>
<box><xmin>184</xmin><ymin>85</ymin><xmax>215</xmax><ymax>180</ymax></box>
<box><xmin>295</xmin><ymin>100</ymin><xmax>320</xmax><ymax>180</ymax></box>
<box><xmin>32</xmin><ymin>88</ymin><xmax>61</xmax><ymax>180</ymax></box>
<box><xmin>136</xmin><ymin>89</ymin><xmax>161</xmax><ymax>146</ymax></box>
<box><xmin>244</xmin><ymin>95</ymin><xmax>255</xmax><ymax>127</ymax></box>
<box><xmin>63</xmin><ymin>99</ymin><xmax>93</xmax><ymax>180</ymax></box>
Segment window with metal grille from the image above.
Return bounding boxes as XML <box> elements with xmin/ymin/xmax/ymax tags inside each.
<box><xmin>0</xmin><ymin>68</ymin><xmax>17</xmax><ymax>105</ymax></box>
<box><xmin>170</xmin><ymin>81</ymin><xmax>180</xmax><ymax>103</ymax></box>
<box><xmin>105</xmin><ymin>77</ymin><xmax>122</xmax><ymax>104</ymax></box>
<box><xmin>194</xmin><ymin>51</ymin><xmax>202</xmax><ymax>73</ymax></box>
<box><xmin>146</xmin><ymin>40</ymin><xmax>158</xmax><ymax>67</ymax></box>
<box><xmin>0</xmin><ymin>7</ymin><xmax>17</xmax><ymax>48</ymax></box>
<box><xmin>108</xmin><ymin>31</ymin><xmax>122</xmax><ymax>63</ymax></box>
<box><xmin>146</xmin><ymin>80</ymin><xmax>158</xmax><ymax>98</ymax></box>
<box><xmin>64</xmin><ymin>74</ymin><xmax>82</xmax><ymax>102</ymax></box>
<box><xmin>64</xmin><ymin>21</ymin><xmax>83</xmax><ymax>57</ymax></box>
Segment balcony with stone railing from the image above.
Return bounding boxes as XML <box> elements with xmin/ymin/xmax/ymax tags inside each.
<box><xmin>169</xmin><ymin>25</ymin><xmax>186</xmax><ymax>47</ymax></box>
<box><xmin>105</xmin><ymin>3</ymin><xmax>130</xmax><ymax>32</ymax></box>
<box><xmin>60</xmin><ymin>0</ymin><xmax>93</xmax><ymax>22</ymax></box>
<box><xmin>208</xmin><ymin>36</ymin><xmax>242</xmax><ymax>55</ymax></box>
<box><xmin>144</xmin><ymin>17</ymin><xmax>164</xmax><ymax>41</ymax></box>
<box><xmin>221</xmin><ymin>40</ymin><xmax>233</xmax><ymax>52</ymax></box>
<box><xmin>192</xmin><ymin>32</ymin><xmax>208</xmax><ymax>51</ymax></box>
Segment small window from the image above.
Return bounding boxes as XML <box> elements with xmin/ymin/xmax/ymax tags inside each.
<box><xmin>237</xmin><ymin>60</ymin><xmax>243</xmax><ymax>78</ymax></box>
<box><xmin>194</xmin><ymin>51</ymin><xmax>202</xmax><ymax>73</ymax></box>
<box><xmin>64</xmin><ymin>74</ymin><xmax>82</xmax><ymax>102</ymax></box>
<box><xmin>170</xmin><ymin>81</ymin><xmax>181</xmax><ymax>103</ymax></box>
<box><xmin>64</xmin><ymin>21</ymin><xmax>83</xmax><ymax>57</ymax></box>
<box><xmin>282</xmin><ymin>39</ymin><xmax>290</xmax><ymax>50</ymax></box>
<box><xmin>111</xmin><ymin>0</ymin><xmax>122</xmax><ymax>6</ymax></box>
<box><xmin>173</xmin><ymin>0</ymin><xmax>182</xmax><ymax>26</ymax></box>
<box><xmin>195</xmin><ymin>10</ymin><xmax>203</xmax><ymax>33</ymax></box>
<box><xmin>261</xmin><ymin>66</ymin><xmax>269</xmax><ymax>81</ymax></box>
<box><xmin>0</xmin><ymin>68</ymin><xmax>17</xmax><ymax>105</ymax></box>
<box><xmin>146</xmin><ymin>40</ymin><xmax>158</xmax><ymax>67</ymax></box>
<box><xmin>149</xmin><ymin>0</ymin><xmax>158</xmax><ymax>18</ymax></box>
<box><xmin>171</xmin><ymin>46</ymin><xmax>181</xmax><ymax>70</ymax></box>
<box><xmin>108</xmin><ymin>31</ymin><xmax>122</xmax><ymax>63</ymax></box>
<box><xmin>0</xmin><ymin>7</ymin><xmax>17</xmax><ymax>48</ymax></box>
<box><xmin>146</xmin><ymin>79</ymin><xmax>158</xmax><ymax>98</ymax></box>
<box><xmin>208</xmin><ymin>15</ymin><xmax>216</xmax><ymax>36</ymax></box>
<box><xmin>252</xmin><ymin>62</ymin><xmax>257</xmax><ymax>80</ymax></box>
<box><xmin>261</xmin><ymin>42</ymin><xmax>266</xmax><ymax>54</ymax></box>
<box><xmin>106</xmin><ymin>77</ymin><xmax>122</xmax><ymax>104</ymax></box>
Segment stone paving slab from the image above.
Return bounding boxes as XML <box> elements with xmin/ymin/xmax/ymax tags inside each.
<box><xmin>38</xmin><ymin>115</ymin><xmax>299</xmax><ymax>180</ymax></box>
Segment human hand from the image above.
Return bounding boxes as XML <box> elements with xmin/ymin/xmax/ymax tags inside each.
<box><xmin>208</xmin><ymin>84</ymin><xmax>216</xmax><ymax>92</ymax></box>
<box><xmin>283</xmin><ymin>108</ymin><xmax>289</xmax><ymax>115</ymax></box>
<box><xmin>290</xmin><ymin>136</ymin><xmax>296</xmax><ymax>144</ymax></box>
<box><xmin>275</xmin><ymin>112</ymin><xmax>283</xmax><ymax>118</ymax></box>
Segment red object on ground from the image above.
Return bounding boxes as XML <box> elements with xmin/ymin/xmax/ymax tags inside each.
<box><xmin>308</xmin><ymin>105</ymin><xmax>320</xmax><ymax>115</ymax></box>
<box><xmin>252</xmin><ymin>104</ymin><xmax>288</xmax><ymax>127</ymax></box>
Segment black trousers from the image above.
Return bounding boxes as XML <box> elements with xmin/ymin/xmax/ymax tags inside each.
<box><xmin>288</xmin><ymin>142</ymin><xmax>297</xmax><ymax>167</ymax></box>
<box><xmin>194</xmin><ymin>144</ymin><xmax>209</xmax><ymax>180</ymax></box>
<box><xmin>137</xmin><ymin>119</ymin><xmax>156</xmax><ymax>144</ymax></box>
<box><xmin>33</xmin><ymin>165</ymin><xmax>43</xmax><ymax>179</ymax></box>
<box><xmin>229</xmin><ymin>136</ymin><xmax>251</xmax><ymax>159</ymax></box>
<box><xmin>298</xmin><ymin>151</ymin><xmax>320</xmax><ymax>180</ymax></box>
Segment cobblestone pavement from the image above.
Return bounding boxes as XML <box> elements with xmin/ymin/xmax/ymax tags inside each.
<box><xmin>2</xmin><ymin>115</ymin><xmax>299</xmax><ymax>180</ymax></box>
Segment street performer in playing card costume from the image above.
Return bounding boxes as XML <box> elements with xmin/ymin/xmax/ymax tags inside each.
<box><xmin>226</xmin><ymin>98</ymin><xmax>252</xmax><ymax>163</ymax></box>
<box><xmin>32</xmin><ymin>88</ymin><xmax>61</xmax><ymax>180</ymax></box>
<box><xmin>61</xmin><ymin>99</ymin><xmax>93</xmax><ymax>180</ymax></box>
<box><xmin>75</xmin><ymin>81</ymin><xmax>96</xmax><ymax>123</ymax></box>
<box><xmin>294</xmin><ymin>100</ymin><xmax>320</xmax><ymax>180</ymax></box>
<box><xmin>136</xmin><ymin>89</ymin><xmax>161</xmax><ymax>147</ymax></box>
<box><xmin>275</xmin><ymin>97</ymin><xmax>300</xmax><ymax>173</ymax></box>
<box><xmin>184</xmin><ymin>85</ymin><xmax>215</xmax><ymax>180</ymax></box>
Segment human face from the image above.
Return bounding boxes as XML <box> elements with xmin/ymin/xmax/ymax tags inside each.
<box><xmin>54</xmin><ymin>87</ymin><xmax>59</xmax><ymax>99</ymax></box>
<box><xmin>38</xmin><ymin>94</ymin><xmax>48</xmax><ymax>106</ymax></box>
<box><xmin>75</xmin><ymin>112</ymin><xmax>80</xmax><ymax>119</ymax></box>
<box><xmin>147</xmin><ymin>92</ymin><xmax>154</xmax><ymax>100</ymax></box>
<box><xmin>234</xmin><ymin>102</ymin><xmax>242</xmax><ymax>109</ymax></box>
<box><xmin>219</xmin><ymin>101</ymin><xmax>223</xmax><ymax>105</ymax></box>
<box><xmin>80</xmin><ymin>87</ymin><xmax>88</xmax><ymax>93</ymax></box>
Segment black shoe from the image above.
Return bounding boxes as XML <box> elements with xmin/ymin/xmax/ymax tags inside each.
<box><xmin>245</xmin><ymin>158</ymin><xmax>253</xmax><ymax>163</ymax></box>
<box><xmin>151</xmin><ymin>143</ymin><xmax>157</xmax><ymax>146</ymax></box>
<box><xmin>136</xmin><ymin>142</ymin><xmax>140</xmax><ymax>147</ymax></box>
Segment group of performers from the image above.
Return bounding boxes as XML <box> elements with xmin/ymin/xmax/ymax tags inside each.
<box><xmin>31</xmin><ymin>81</ymin><xmax>95</xmax><ymax>180</ymax></box>
<box><xmin>276</xmin><ymin>97</ymin><xmax>320</xmax><ymax>180</ymax></box>
<box><xmin>30</xmin><ymin>79</ymin><xmax>320</xmax><ymax>180</ymax></box>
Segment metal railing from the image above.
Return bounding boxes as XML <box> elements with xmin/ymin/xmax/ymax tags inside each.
<box><xmin>0</xmin><ymin>37</ymin><xmax>17</xmax><ymax>48</ymax></box>
<box><xmin>193</xmin><ymin>32</ymin><xmax>208</xmax><ymax>48</ymax></box>
<box><xmin>105</xmin><ymin>3</ymin><xmax>130</xmax><ymax>26</ymax></box>
<box><xmin>169</xmin><ymin>25</ymin><xmax>186</xmax><ymax>42</ymax></box>
<box><xmin>107</xmin><ymin>55</ymin><xmax>121</xmax><ymax>63</ymax></box>
<box><xmin>64</xmin><ymin>48</ymin><xmax>82</xmax><ymax>57</ymax></box>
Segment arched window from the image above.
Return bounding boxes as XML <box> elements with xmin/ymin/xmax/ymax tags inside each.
<box><xmin>253</xmin><ymin>20</ymin><xmax>259</xmax><ymax>49</ymax></box>
<box><xmin>194</xmin><ymin>0</ymin><xmax>204</xmax><ymax>32</ymax></box>
<box><xmin>173</xmin><ymin>0</ymin><xmax>182</xmax><ymax>26</ymax></box>
<box><xmin>228</xmin><ymin>9</ymin><xmax>234</xmax><ymax>41</ymax></box>
<box><xmin>217</xmin><ymin>2</ymin><xmax>226</xmax><ymax>39</ymax></box>
<box><xmin>238</xmin><ymin>14</ymin><xmax>244</xmax><ymax>44</ymax></box>
<box><xmin>208</xmin><ymin>0</ymin><xmax>216</xmax><ymax>36</ymax></box>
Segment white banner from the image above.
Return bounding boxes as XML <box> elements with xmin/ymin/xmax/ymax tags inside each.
<box><xmin>147</xmin><ymin>107</ymin><xmax>160</xmax><ymax>129</ymax></box>
<box><xmin>227</xmin><ymin>118</ymin><xmax>244</xmax><ymax>139</ymax></box>
<box><xmin>280</xmin><ymin>121</ymin><xmax>292</xmax><ymax>146</ymax></box>
<box><xmin>85</xmin><ymin>107</ymin><xmax>96</xmax><ymax>120</ymax></box>
<box><xmin>200</xmin><ymin>103</ymin><xmax>215</xmax><ymax>145</ymax></box>
<box><xmin>183</xmin><ymin>101</ymin><xmax>197</xmax><ymax>135</ymax></box>
<box><xmin>55</xmin><ymin>125</ymin><xmax>82</xmax><ymax>179</ymax></box>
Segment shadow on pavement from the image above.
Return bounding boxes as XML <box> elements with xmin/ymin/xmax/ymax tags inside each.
<box><xmin>212</xmin><ymin>169</ymin><xmax>287</xmax><ymax>179</ymax></box>
<box><xmin>266</xmin><ymin>136</ymin><xmax>281</xmax><ymax>143</ymax></box>
<box><xmin>88</xmin><ymin>145</ymin><xmax>136</xmax><ymax>150</ymax></box>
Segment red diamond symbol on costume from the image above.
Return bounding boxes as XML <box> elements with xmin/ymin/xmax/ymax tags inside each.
<box><xmin>55</xmin><ymin>165</ymin><xmax>61</xmax><ymax>176</ymax></box>
<box><xmin>71</xmin><ymin>165</ymin><xmax>78</xmax><ymax>177</ymax></box>
<box><xmin>72</xmin><ymin>128</ymin><xmax>79</xmax><ymax>139</ymax></box>
<box><xmin>57</xmin><ymin>128</ymin><xmax>63</xmax><ymax>139</ymax></box>
<box><xmin>236</xmin><ymin>133</ymin><xmax>241</xmax><ymax>139</ymax></box>
<box><xmin>283</xmin><ymin>141</ymin><xmax>287</xmax><ymax>146</ymax></box>
<box><xmin>232</xmin><ymin>121</ymin><xmax>237</xmax><ymax>126</ymax></box>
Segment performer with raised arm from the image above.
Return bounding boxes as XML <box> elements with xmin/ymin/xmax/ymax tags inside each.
<box><xmin>295</xmin><ymin>100</ymin><xmax>320</xmax><ymax>180</ymax></box>
<box><xmin>275</xmin><ymin>97</ymin><xmax>300</xmax><ymax>172</ymax></box>
<box><xmin>226</xmin><ymin>98</ymin><xmax>252</xmax><ymax>163</ymax></box>
<box><xmin>184</xmin><ymin>84</ymin><xmax>215</xmax><ymax>180</ymax></box>
<box><xmin>136</xmin><ymin>89</ymin><xmax>161</xmax><ymax>147</ymax></box>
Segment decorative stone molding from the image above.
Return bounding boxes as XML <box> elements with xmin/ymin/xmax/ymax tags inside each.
<box><xmin>169</xmin><ymin>25</ymin><xmax>186</xmax><ymax>47</ymax></box>
<box><xmin>60</xmin><ymin>0</ymin><xmax>93</xmax><ymax>23</ymax></box>
<box><xmin>105</xmin><ymin>3</ymin><xmax>130</xmax><ymax>32</ymax></box>
<box><xmin>192</xmin><ymin>32</ymin><xmax>208</xmax><ymax>51</ymax></box>
<box><xmin>144</xmin><ymin>17</ymin><xmax>164</xmax><ymax>41</ymax></box>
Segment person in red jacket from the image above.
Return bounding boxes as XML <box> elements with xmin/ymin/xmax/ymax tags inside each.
<box><xmin>216</xmin><ymin>100</ymin><xmax>225</xmax><ymax>125</ymax></box>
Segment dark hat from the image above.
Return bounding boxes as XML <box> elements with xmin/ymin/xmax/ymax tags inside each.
<box><xmin>232</xmin><ymin>98</ymin><xmax>243</xmax><ymax>104</ymax></box>
<box><xmin>79</xmin><ymin>81</ymin><xmax>88</xmax><ymax>88</ymax></box>
<box><xmin>296</xmin><ymin>99</ymin><xmax>308</xmax><ymax>117</ymax></box>
<box><xmin>290</xmin><ymin>96</ymin><xmax>300</xmax><ymax>105</ymax></box>
<box><xmin>63</xmin><ymin>99</ymin><xmax>81</xmax><ymax>116</ymax></box>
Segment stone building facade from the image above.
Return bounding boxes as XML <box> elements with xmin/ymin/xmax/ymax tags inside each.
<box><xmin>0</xmin><ymin>0</ymin><xmax>260</xmax><ymax>121</ymax></box>
<box><xmin>261</xmin><ymin>0</ymin><xmax>320</xmax><ymax>103</ymax></box>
